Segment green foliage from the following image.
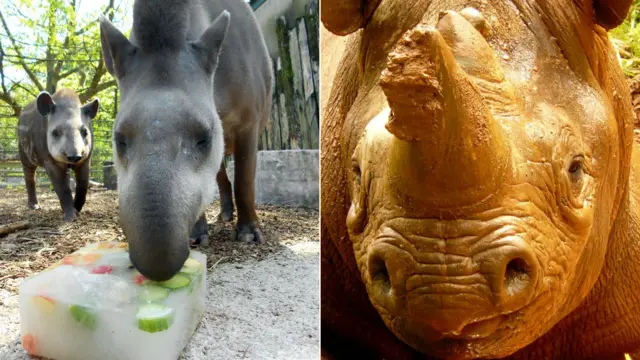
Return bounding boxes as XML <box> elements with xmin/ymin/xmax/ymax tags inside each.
<box><xmin>0</xmin><ymin>0</ymin><xmax>130</xmax><ymax>182</ymax></box>
<box><xmin>610</xmin><ymin>0</ymin><xmax>640</xmax><ymax>77</ymax></box>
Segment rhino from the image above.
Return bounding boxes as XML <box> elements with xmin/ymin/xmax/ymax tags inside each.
<box><xmin>17</xmin><ymin>89</ymin><xmax>99</xmax><ymax>222</ymax></box>
<box><xmin>98</xmin><ymin>0</ymin><xmax>272</xmax><ymax>280</ymax></box>
<box><xmin>320</xmin><ymin>0</ymin><xmax>640</xmax><ymax>359</ymax></box>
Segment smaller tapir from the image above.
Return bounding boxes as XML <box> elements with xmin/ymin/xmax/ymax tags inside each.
<box><xmin>17</xmin><ymin>88</ymin><xmax>100</xmax><ymax>222</ymax></box>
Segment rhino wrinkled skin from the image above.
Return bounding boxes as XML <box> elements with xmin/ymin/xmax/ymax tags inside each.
<box><xmin>320</xmin><ymin>0</ymin><xmax>640</xmax><ymax>359</ymax></box>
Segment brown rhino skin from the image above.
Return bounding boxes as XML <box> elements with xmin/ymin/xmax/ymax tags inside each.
<box><xmin>320</xmin><ymin>0</ymin><xmax>640</xmax><ymax>359</ymax></box>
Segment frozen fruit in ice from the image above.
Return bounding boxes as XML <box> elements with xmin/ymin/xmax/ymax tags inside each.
<box><xmin>91</xmin><ymin>265</ymin><xmax>113</xmax><ymax>274</ymax></box>
<box><xmin>21</xmin><ymin>334</ymin><xmax>37</xmax><ymax>355</ymax></box>
<box><xmin>69</xmin><ymin>304</ymin><xmax>98</xmax><ymax>330</ymax></box>
<box><xmin>136</xmin><ymin>303</ymin><xmax>174</xmax><ymax>333</ymax></box>
<box><xmin>180</xmin><ymin>258</ymin><xmax>204</xmax><ymax>275</ymax></box>
<box><xmin>31</xmin><ymin>295</ymin><xmax>56</xmax><ymax>314</ymax></box>
<box><xmin>132</xmin><ymin>271</ymin><xmax>149</xmax><ymax>285</ymax></box>
<box><xmin>138</xmin><ymin>284</ymin><xmax>170</xmax><ymax>303</ymax></box>
<box><xmin>96</xmin><ymin>242</ymin><xmax>129</xmax><ymax>251</ymax></box>
<box><xmin>62</xmin><ymin>253</ymin><xmax>102</xmax><ymax>266</ymax></box>
<box><xmin>155</xmin><ymin>274</ymin><xmax>190</xmax><ymax>290</ymax></box>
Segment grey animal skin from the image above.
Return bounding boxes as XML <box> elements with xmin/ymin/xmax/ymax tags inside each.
<box><xmin>99</xmin><ymin>0</ymin><xmax>273</xmax><ymax>281</ymax></box>
<box><xmin>17</xmin><ymin>88</ymin><xmax>100</xmax><ymax>222</ymax></box>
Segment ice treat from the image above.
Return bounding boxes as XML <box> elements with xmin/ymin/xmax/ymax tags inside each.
<box><xmin>19</xmin><ymin>242</ymin><xmax>207</xmax><ymax>360</ymax></box>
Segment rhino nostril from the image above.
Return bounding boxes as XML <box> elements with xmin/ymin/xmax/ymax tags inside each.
<box><xmin>504</xmin><ymin>257</ymin><xmax>531</xmax><ymax>296</ymax></box>
<box><xmin>369</xmin><ymin>253</ymin><xmax>392</xmax><ymax>295</ymax></box>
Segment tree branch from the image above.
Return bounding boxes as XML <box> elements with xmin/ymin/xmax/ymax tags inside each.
<box><xmin>0</xmin><ymin>39</ymin><xmax>20</xmax><ymax>116</ymax></box>
<box><xmin>0</xmin><ymin>92</ymin><xmax>21</xmax><ymax>117</ymax></box>
<box><xmin>0</xmin><ymin>10</ymin><xmax>45</xmax><ymax>91</ymax></box>
<box><xmin>59</xmin><ymin>67</ymin><xmax>82</xmax><ymax>79</ymax></box>
<box><xmin>80</xmin><ymin>80</ymin><xmax>116</xmax><ymax>102</ymax></box>
<box><xmin>81</xmin><ymin>0</ymin><xmax>116</xmax><ymax>103</ymax></box>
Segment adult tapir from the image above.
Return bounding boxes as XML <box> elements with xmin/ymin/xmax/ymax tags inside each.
<box><xmin>17</xmin><ymin>89</ymin><xmax>100</xmax><ymax>222</ymax></box>
<box><xmin>98</xmin><ymin>0</ymin><xmax>272</xmax><ymax>280</ymax></box>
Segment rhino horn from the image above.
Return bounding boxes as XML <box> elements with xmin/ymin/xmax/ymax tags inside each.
<box><xmin>379</xmin><ymin>23</ymin><xmax>511</xmax><ymax>204</ymax></box>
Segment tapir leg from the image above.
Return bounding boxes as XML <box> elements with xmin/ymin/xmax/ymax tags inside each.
<box><xmin>233</xmin><ymin>129</ymin><xmax>264</xmax><ymax>243</ymax></box>
<box><xmin>44</xmin><ymin>162</ymin><xmax>77</xmax><ymax>222</ymax></box>
<box><xmin>216</xmin><ymin>161</ymin><xmax>234</xmax><ymax>222</ymax></box>
<box><xmin>73</xmin><ymin>162</ymin><xmax>90</xmax><ymax>212</ymax></box>
<box><xmin>22</xmin><ymin>164</ymin><xmax>40</xmax><ymax>210</ymax></box>
<box><xmin>189</xmin><ymin>214</ymin><xmax>210</xmax><ymax>247</ymax></box>
<box><xmin>19</xmin><ymin>147</ymin><xmax>40</xmax><ymax>210</ymax></box>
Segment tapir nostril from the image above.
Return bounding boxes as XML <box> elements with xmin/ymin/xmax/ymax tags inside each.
<box><xmin>503</xmin><ymin>257</ymin><xmax>532</xmax><ymax>297</ymax></box>
<box><xmin>67</xmin><ymin>155</ymin><xmax>82</xmax><ymax>163</ymax></box>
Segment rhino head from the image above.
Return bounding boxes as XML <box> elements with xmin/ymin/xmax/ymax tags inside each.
<box><xmin>323</xmin><ymin>0</ymin><xmax>635</xmax><ymax>358</ymax></box>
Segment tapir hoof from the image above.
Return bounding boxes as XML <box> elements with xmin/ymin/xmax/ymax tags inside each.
<box><xmin>235</xmin><ymin>223</ymin><xmax>265</xmax><ymax>243</ymax></box>
<box><xmin>190</xmin><ymin>234</ymin><xmax>209</xmax><ymax>247</ymax></box>
<box><xmin>63</xmin><ymin>210</ymin><xmax>78</xmax><ymax>222</ymax></box>
<box><xmin>28</xmin><ymin>203</ymin><xmax>41</xmax><ymax>210</ymax></box>
<box><xmin>217</xmin><ymin>210</ymin><xmax>234</xmax><ymax>223</ymax></box>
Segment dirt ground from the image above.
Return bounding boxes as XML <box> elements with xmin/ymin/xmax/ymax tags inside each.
<box><xmin>0</xmin><ymin>188</ymin><xmax>319</xmax><ymax>359</ymax></box>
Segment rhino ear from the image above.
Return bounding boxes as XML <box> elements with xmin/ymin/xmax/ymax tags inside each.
<box><xmin>82</xmin><ymin>98</ymin><xmax>100</xmax><ymax>120</ymax></box>
<box><xmin>99</xmin><ymin>14</ymin><xmax>137</xmax><ymax>79</ymax></box>
<box><xmin>593</xmin><ymin>0</ymin><xmax>633</xmax><ymax>30</ymax></box>
<box><xmin>190</xmin><ymin>10</ymin><xmax>230</xmax><ymax>74</ymax></box>
<box><xmin>36</xmin><ymin>91</ymin><xmax>55</xmax><ymax>117</ymax></box>
<box><xmin>321</xmin><ymin>0</ymin><xmax>383</xmax><ymax>35</ymax></box>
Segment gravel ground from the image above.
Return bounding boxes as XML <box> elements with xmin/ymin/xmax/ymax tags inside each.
<box><xmin>0</xmin><ymin>188</ymin><xmax>319</xmax><ymax>359</ymax></box>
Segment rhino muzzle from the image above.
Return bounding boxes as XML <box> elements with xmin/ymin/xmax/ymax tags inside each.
<box><xmin>365</xmin><ymin>225</ymin><xmax>539</xmax><ymax>340</ymax></box>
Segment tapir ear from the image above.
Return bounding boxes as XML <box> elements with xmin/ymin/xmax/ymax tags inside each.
<box><xmin>99</xmin><ymin>14</ymin><xmax>137</xmax><ymax>79</ymax></box>
<box><xmin>36</xmin><ymin>91</ymin><xmax>55</xmax><ymax>117</ymax></box>
<box><xmin>593</xmin><ymin>0</ymin><xmax>633</xmax><ymax>30</ymax></box>
<box><xmin>321</xmin><ymin>0</ymin><xmax>383</xmax><ymax>36</ymax></box>
<box><xmin>82</xmin><ymin>98</ymin><xmax>100</xmax><ymax>120</ymax></box>
<box><xmin>190</xmin><ymin>10</ymin><xmax>230</xmax><ymax>74</ymax></box>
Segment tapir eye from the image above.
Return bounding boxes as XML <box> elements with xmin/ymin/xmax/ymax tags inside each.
<box><xmin>80</xmin><ymin>127</ymin><xmax>88</xmax><ymax>138</ymax></box>
<box><xmin>568</xmin><ymin>156</ymin><xmax>584</xmax><ymax>179</ymax></box>
<box><xmin>196</xmin><ymin>135</ymin><xmax>212</xmax><ymax>148</ymax></box>
<box><xmin>114</xmin><ymin>132</ymin><xmax>127</xmax><ymax>152</ymax></box>
<box><xmin>51</xmin><ymin>129</ymin><xmax>60</xmax><ymax>138</ymax></box>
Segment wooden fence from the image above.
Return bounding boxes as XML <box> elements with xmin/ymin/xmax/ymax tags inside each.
<box><xmin>258</xmin><ymin>0</ymin><xmax>319</xmax><ymax>151</ymax></box>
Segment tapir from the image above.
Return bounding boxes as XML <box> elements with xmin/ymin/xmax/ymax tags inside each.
<box><xmin>17</xmin><ymin>88</ymin><xmax>100</xmax><ymax>222</ymax></box>
<box><xmin>98</xmin><ymin>0</ymin><xmax>273</xmax><ymax>280</ymax></box>
<box><xmin>321</xmin><ymin>0</ymin><xmax>640</xmax><ymax>359</ymax></box>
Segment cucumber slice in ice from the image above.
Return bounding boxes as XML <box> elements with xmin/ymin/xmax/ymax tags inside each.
<box><xmin>69</xmin><ymin>304</ymin><xmax>97</xmax><ymax>330</ymax></box>
<box><xmin>180</xmin><ymin>258</ymin><xmax>203</xmax><ymax>275</ymax></box>
<box><xmin>187</xmin><ymin>272</ymin><xmax>203</xmax><ymax>295</ymax></box>
<box><xmin>155</xmin><ymin>274</ymin><xmax>190</xmax><ymax>290</ymax></box>
<box><xmin>138</xmin><ymin>284</ymin><xmax>170</xmax><ymax>303</ymax></box>
<box><xmin>136</xmin><ymin>303</ymin><xmax>174</xmax><ymax>333</ymax></box>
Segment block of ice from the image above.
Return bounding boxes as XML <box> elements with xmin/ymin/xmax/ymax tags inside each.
<box><xmin>19</xmin><ymin>242</ymin><xmax>207</xmax><ymax>360</ymax></box>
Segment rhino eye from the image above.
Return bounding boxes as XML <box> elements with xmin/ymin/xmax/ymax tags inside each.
<box><xmin>568</xmin><ymin>156</ymin><xmax>584</xmax><ymax>179</ymax></box>
<box><xmin>352</xmin><ymin>160</ymin><xmax>362</xmax><ymax>183</ymax></box>
<box><xmin>80</xmin><ymin>127</ymin><xmax>88</xmax><ymax>139</ymax></box>
<box><xmin>51</xmin><ymin>129</ymin><xmax>60</xmax><ymax>139</ymax></box>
